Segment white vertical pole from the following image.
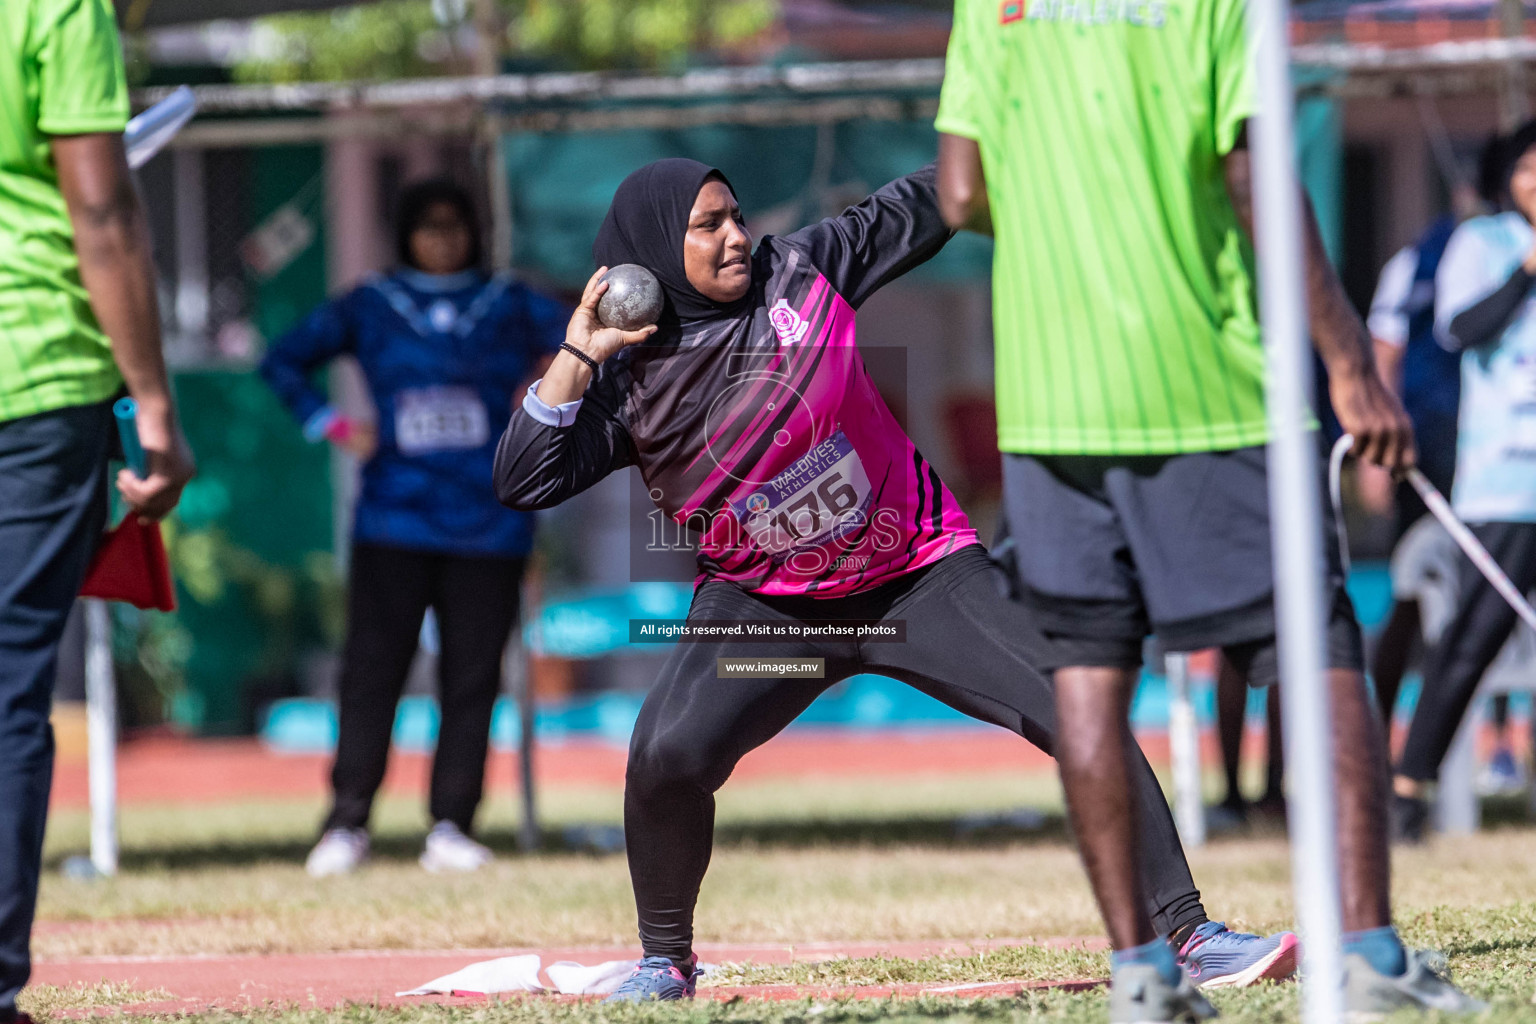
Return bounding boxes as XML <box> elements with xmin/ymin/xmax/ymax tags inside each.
<box><xmin>84</xmin><ymin>598</ymin><xmax>118</xmax><ymax>877</ymax></box>
<box><xmin>470</xmin><ymin>0</ymin><xmax>514</xmax><ymax>274</ymax></box>
<box><xmin>1166</xmin><ymin>653</ymin><xmax>1207</xmax><ymax>848</ymax></box>
<box><xmin>516</xmin><ymin>647</ymin><xmax>540</xmax><ymax>859</ymax></box>
<box><xmin>485</xmin><ymin>127</ymin><xmax>515</xmax><ymax>274</ymax></box>
<box><xmin>510</xmin><ymin>641</ymin><xmax>538</xmax><ymax>852</ymax></box>
<box><xmin>1246</xmin><ymin>2</ymin><xmax>1345</xmax><ymax>1020</ymax></box>
<box><xmin>1436</xmin><ymin>712</ymin><xmax>1480</xmax><ymax>835</ymax></box>
<box><xmin>172</xmin><ymin>147</ymin><xmax>208</xmax><ymax>344</ymax></box>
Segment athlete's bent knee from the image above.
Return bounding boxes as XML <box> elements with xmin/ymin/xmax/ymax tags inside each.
<box><xmin>626</xmin><ymin>733</ymin><xmax>734</xmax><ymax>796</ymax></box>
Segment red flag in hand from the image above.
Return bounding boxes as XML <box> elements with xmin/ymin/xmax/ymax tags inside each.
<box><xmin>79</xmin><ymin>516</ymin><xmax>177</xmax><ymax>612</ymax></box>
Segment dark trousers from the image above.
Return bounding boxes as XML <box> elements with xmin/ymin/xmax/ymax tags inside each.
<box><xmin>1393</xmin><ymin>410</ymin><xmax>1457</xmax><ymax>543</ymax></box>
<box><xmin>0</xmin><ymin>402</ymin><xmax>113</xmax><ymax>1021</ymax></box>
<box><xmin>625</xmin><ymin>545</ymin><xmax>1204</xmax><ymax>965</ymax></box>
<box><xmin>1398</xmin><ymin>522</ymin><xmax>1536</xmax><ymax>782</ymax></box>
<box><xmin>323</xmin><ymin>543</ymin><xmax>526</xmax><ymax>835</ymax></box>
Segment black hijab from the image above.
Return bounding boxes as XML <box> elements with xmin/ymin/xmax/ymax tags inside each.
<box><xmin>592</xmin><ymin>158</ymin><xmax>749</xmax><ymax>327</ymax></box>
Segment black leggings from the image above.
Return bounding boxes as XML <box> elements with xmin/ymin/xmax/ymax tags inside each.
<box><xmin>324</xmin><ymin>543</ymin><xmax>525</xmax><ymax>834</ymax></box>
<box><xmin>1398</xmin><ymin>522</ymin><xmax>1536</xmax><ymax>782</ymax></box>
<box><xmin>624</xmin><ymin>545</ymin><xmax>1205</xmax><ymax>965</ymax></box>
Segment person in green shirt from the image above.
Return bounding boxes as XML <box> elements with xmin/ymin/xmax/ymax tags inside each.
<box><xmin>0</xmin><ymin>3</ymin><xmax>194</xmax><ymax>1020</ymax></box>
<box><xmin>935</xmin><ymin>0</ymin><xmax>1480</xmax><ymax>1017</ymax></box>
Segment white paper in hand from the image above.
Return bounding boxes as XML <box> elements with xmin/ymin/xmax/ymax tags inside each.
<box><xmin>124</xmin><ymin>86</ymin><xmax>197</xmax><ymax>169</ymax></box>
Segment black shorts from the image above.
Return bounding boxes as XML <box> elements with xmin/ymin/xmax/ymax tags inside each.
<box><xmin>1001</xmin><ymin>445</ymin><xmax>1363</xmax><ymax>686</ymax></box>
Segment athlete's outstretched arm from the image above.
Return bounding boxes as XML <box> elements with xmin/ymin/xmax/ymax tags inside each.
<box><xmin>936</xmin><ymin>134</ymin><xmax>992</xmax><ymax>236</ymax></box>
<box><xmin>783</xmin><ymin>162</ymin><xmax>955</xmax><ymax>308</ymax></box>
<box><xmin>1223</xmin><ymin>123</ymin><xmax>1415</xmax><ymax>471</ymax></box>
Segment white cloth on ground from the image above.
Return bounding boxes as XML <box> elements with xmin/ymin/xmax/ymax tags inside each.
<box><xmin>397</xmin><ymin>955</ymin><xmax>708</xmax><ymax>997</ymax></box>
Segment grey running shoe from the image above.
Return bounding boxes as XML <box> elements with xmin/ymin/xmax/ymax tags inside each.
<box><xmin>1343</xmin><ymin>949</ymin><xmax>1487</xmax><ymax>1020</ymax></box>
<box><xmin>605</xmin><ymin>955</ymin><xmax>699</xmax><ymax>1002</ymax></box>
<box><xmin>1176</xmin><ymin>920</ymin><xmax>1298</xmax><ymax>988</ymax></box>
<box><xmin>1110</xmin><ymin>964</ymin><xmax>1219</xmax><ymax>1024</ymax></box>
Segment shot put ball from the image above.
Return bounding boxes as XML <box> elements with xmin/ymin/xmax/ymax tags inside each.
<box><xmin>597</xmin><ymin>264</ymin><xmax>664</xmax><ymax>330</ymax></box>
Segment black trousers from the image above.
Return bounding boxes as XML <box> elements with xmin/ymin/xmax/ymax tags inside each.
<box><xmin>1398</xmin><ymin>522</ymin><xmax>1536</xmax><ymax>782</ymax></box>
<box><xmin>625</xmin><ymin>545</ymin><xmax>1205</xmax><ymax>965</ymax></box>
<box><xmin>324</xmin><ymin>543</ymin><xmax>526</xmax><ymax>834</ymax></box>
<box><xmin>0</xmin><ymin>402</ymin><xmax>112</xmax><ymax>1021</ymax></box>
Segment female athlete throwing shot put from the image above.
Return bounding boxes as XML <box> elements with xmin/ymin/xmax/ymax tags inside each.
<box><xmin>493</xmin><ymin>159</ymin><xmax>1295</xmax><ymax>1002</ymax></box>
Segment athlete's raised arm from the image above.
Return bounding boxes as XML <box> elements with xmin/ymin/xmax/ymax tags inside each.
<box><xmin>782</xmin><ymin>163</ymin><xmax>954</xmax><ymax>309</ymax></box>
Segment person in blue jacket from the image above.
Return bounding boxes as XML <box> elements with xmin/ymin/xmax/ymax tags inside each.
<box><xmin>260</xmin><ymin>179</ymin><xmax>566</xmax><ymax>876</ymax></box>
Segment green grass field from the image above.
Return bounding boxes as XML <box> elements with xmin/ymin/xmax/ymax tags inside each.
<box><xmin>26</xmin><ymin>772</ymin><xmax>1536</xmax><ymax>1023</ymax></box>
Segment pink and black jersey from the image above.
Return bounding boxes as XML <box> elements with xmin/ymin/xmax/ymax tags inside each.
<box><xmin>495</xmin><ymin>165</ymin><xmax>979</xmax><ymax>597</ymax></box>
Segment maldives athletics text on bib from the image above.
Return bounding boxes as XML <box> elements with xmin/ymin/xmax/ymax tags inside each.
<box><xmin>728</xmin><ymin>429</ymin><xmax>874</xmax><ymax>561</ymax></box>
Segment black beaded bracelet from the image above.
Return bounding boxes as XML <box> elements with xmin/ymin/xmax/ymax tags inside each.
<box><xmin>560</xmin><ymin>342</ymin><xmax>600</xmax><ymax>373</ymax></box>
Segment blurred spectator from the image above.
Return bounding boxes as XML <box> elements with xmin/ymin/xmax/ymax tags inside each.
<box><xmin>1213</xmin><ymin>655</ymin><xmax>1285</xmax><ymax>827</ymax></box>
<box><xmin>1</xmin><ymin>1</ymin><xmax>194</xmax><ymax>1019</ymax></box>
<box><xmin>1366</xmin><ymin>137</ymin><xmax>1502</xmax><ymax>737</ymax></box>
<box><xmin>259</xmin><ymin>179</ymin><xmax>566</xmax><ymax>876</ymax></box>
<box><xmin>1391</xmin><ymin>122</ymin><xmax>1536</xmax><ymax>841</ymax></box>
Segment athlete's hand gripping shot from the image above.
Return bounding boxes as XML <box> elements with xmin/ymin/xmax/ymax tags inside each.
<box><xmin>533</xmin><ymin>266</ymin><xmax>658</xmax><ymax>408</ymax></box>
<box><xmin>494</xmin><ymin>159</ymin><xmax>1296</xmax><ymax>1003</ymax></box>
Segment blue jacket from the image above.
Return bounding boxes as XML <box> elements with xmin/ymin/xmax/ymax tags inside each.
<box><xmin>1401</xmin><ymin>215</ymin><xmax>1462</xmax><ymax>433</ymax></box>
<box><xmin>260</xmin><ymin>268</ymin><xmax>567</xmax><ymax>559</ymax></box>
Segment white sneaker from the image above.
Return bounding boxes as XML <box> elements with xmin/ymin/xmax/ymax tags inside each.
<box><xmin>1476</xmin><ymin>747</ymin><xmax>1527</xmax><ymax>796</ymax></box>
<box><xmin>305</xmin><ymin>827</ymin><xmax>369</xmax><ymax>877</ymax></box>
<box><xmin>420</xmin><ymin>821</ymin><xmax>493</xmax><ymax>873</ymax></box>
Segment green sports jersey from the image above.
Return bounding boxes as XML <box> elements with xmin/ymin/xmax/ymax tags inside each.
<box><xmin>0</xmin><ymin>0</ymin><xmax>128</xmax><ymax>423</ymax></box>
<box><xmin>936</xmin><ymin>0</ymin><xmax>1265</xmax><ymax>455</ymax></box>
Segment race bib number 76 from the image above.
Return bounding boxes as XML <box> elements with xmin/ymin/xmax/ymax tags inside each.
<box><xmin>728</xmin><ymin>430</ymin><xmax>873</xmax><ymax>558</ymax></box>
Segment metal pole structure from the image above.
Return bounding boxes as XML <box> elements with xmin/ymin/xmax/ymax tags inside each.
<box><xmin>1165</xmin><ymin>653</ymin><xmax>1207</xmax><ymax>848</ymax></box>
<box><xmin>483</xmin><ymin>129</ymin><xmax>515</xmax><ymax>274</ymax></box>
<box><xmin>503</xmin><ymin>634</ymin><xmax>538</xmax><ymax>853</ymax></box>
<box><xmin>470</xmin><ymin>0</ymin><xmax>515</xmax><ymax>274</ymax></box>
<box><xmin>1498</xmin><ymin>0</ymin><xmax>1529</xmax><ymax>130</ymax></box>
<box><xmin>516</xmin><ymin>652</ymin><xmax>539</xmax><ymax>852</ymax></box>
<box><xmin>1246</xmin><ymin>0</ymin><xmax>1345</xmax><ymax>1020</ymax></box>
<box><xmin>84</xmin><ymin>598</ymin><xmax>119</xmax><ymax>877</ymax></box>
<box><xmin>172</xmin><ymin>147</ymin><xmax>208</xmax><ymax>346</ymax></box>
<box><xmin>470</xmin><ymin>0</ymin><xmax>533</xmax><ymax>849</ymax></box>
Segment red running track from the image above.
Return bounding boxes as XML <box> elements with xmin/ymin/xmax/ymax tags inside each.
<box><xmin>33</xmin><ymin>939</ymin><xmax>1106</xmax><ymax>1014</ymax></box>
<box><xmin>49</xmin><ymin>729</ymin><xmax>1131</xmax><ymax>811</ymax></box>
<box><xmin>50</xmin><ymin>720</ymin><xmax>1522</xmax><ymax>810</ymax></box>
